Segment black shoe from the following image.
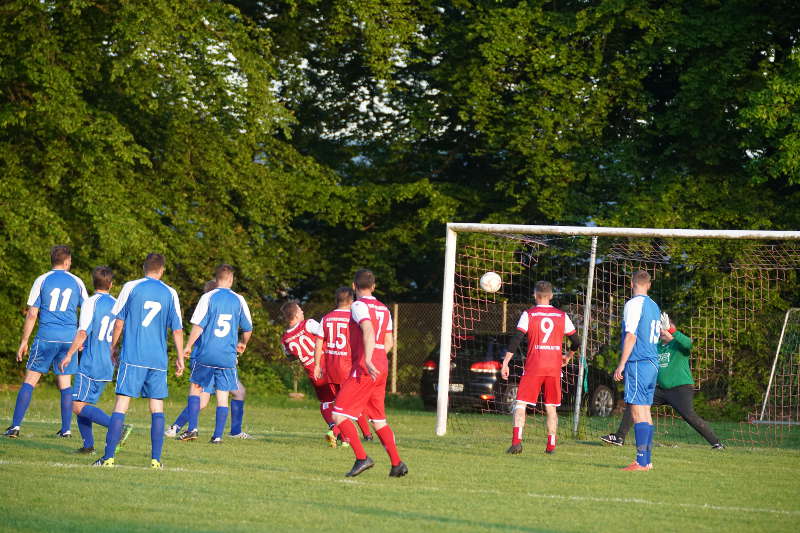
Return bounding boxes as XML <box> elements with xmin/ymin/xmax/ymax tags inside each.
<box><xmin>56</xmin><ymin>430</ymin><xmax>72</xmax><ymax>438</ymax></box>
<box><xmin>711</xmin><ymin>443</ymin><xmax>725</xmax><ymax>451</ymax></box>
<box><xmin>389</xmin><ymin>461</ymin><xmax>408</xmax><ymax>477</ymax></box>
<box><xmin>506</xmin><ymin>443</ymin><xmax>523</xmax><ymax>454</ymax></box>
<box><xmin>600</xmin><ymin>434</ymin><xmax>624</xmax><ymax>446</ymax></box>
<box><xmin>178</xmin><ymin>429</ymin><xmax>198</xmax><ymax>441</ymax></box>
<box><xmin>76</xmin><ymin>446</ymin><xmax>95</xmax><ymax>454</ymax></box>
<box><xmin>4</xmin><ymin>426</ymin><xmax>19</xmax><ymax>438</ymax></box>
<box><xmin>345</xmin><ymin>456</ymin><xmax>375</xmax><ymax>477</ymax></box>
<box><xmin>209</xmin><ymin>437</ymin><xmax>222</xmax><ymax>444</ymax></box>
<box><xmin>362</xmin><ymin>434</ymin><xmax>374</xmax><ymax>442</ymax></box>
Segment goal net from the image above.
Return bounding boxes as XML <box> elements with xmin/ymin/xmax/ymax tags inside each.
<box><xmin>436</xmin><ymin>224</ymin><xmax>800</xmax><ymax>448</ymax></box>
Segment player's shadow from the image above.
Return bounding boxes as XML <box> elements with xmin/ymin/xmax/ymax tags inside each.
<box><xmin>0</xmin><ymin>438</ymin><xmax>75</xmax><ymax>453</ymax></box>
<box><xmin>574</xmin><ymin>440</ymin><xmax>604</xmax><ymax>447</ymax></box>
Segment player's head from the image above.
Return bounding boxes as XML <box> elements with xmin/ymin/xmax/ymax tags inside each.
<box><xmin>214</xmin><ymin>264</ymin><xmax>234</xmax><ymax>288</ymax></box>
<box><xmin>280</xmin><ymin>301</ymin><xmax>303</xmax><ymax>324</ymax></box>
<box><xmin>203</xmin><ymin>279</ymin><xmax>217</xmax><ymax>293</ymax></box>
<box><xmin>143</xmin><ymin>253</ymin><xmax>166</xmax><ymax>277</ymax></box>
<box><xmin>92</xmin><ymin>266</ymin><xmax>113</xmax><ymax>292</ymax></box>
<box><xmin>335</xmin><ymin>286</ymin><xmax>355</xmax><ymax>308</ymax></box>
<box><xmin>631</xmin><ymin>270</ymin><xmax>651</xmax><ymax>292</ymax></box>
<box><xmin>51</xmin><ymin>245</ymin><xmax>71</xmax><ymax>268</ymax></box>
<box><xmin>353</xmin><ymin>269</ymin><xmax>375</xmax><ymax>293</ymax></box>
<box><xmin>533</xmin><ymin>280</ymin><xmax>553</xmax><ymax>301</ymax></box>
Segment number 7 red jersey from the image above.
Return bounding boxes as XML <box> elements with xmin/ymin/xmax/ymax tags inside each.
<box><xmin>320</xmin><ymin>308</ymin><xmax>353</xmax><ymax>385</ymax></box>
<box><xmin>349</xmin><ymin>296</ymin><xmax>393</xmax><ymax>377</ymax></box>
<box><xmin>516</xmin><ymin>305</ymin><xmax>576</xmax><ymax>377</ymax></box>
<box><xmin>281</xmin><ymin>318</ymin><xmax>325</xmax><ymax>385</ymax></box>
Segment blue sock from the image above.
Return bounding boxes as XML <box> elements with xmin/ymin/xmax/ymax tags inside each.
<box><xmin>230</xmin><ymin>399</ymin><xmax>244</xmax><ymax>435</ymax></box>
<box><xmin>213</xmin><ymin>406</ymin><xmax>229</xmax><ymax>439</ymax></box>
<box><xmin>77</xmin><ymin>415</ymin><xmax>94</xmax><ymax>448</ymax></box>
<box><xmin>103</xmin><ymin>412</ymin><xmax>125</xmax><ymax>460</ymax></box>
<box><xmin>173</xmin><ymin>406</ymin><xmax>189</xmax><ymax>429</ymax></box>
<box><xmin>634</xmin><ymin>422</ymin><xmax>649</xmax><ymax>467</ymax></box>
<box><xmin>188</xmin><ymin>396</ymin><xmax>200</xmax><ymax>431</ymax></box>
<box><xmin>11</xmin><ymin>383</ymin><xmax>34</xmax><ymax>427</ymax></box>
<box><xmin>645</xmin><ymin>423</ymin><xmax>655</xmax><ymax>465</ymax></box>
<box><xmin>79</xmin><ymin>405</ymin><xmax>111</xmax><ymax>427</ymax></box>
<box><xmin>59</xmin><ymin>387</ymin><xmax>73</xmax><ymax>433</ymax></box>
<box><xmin>151</xmin><ymin>413</ymin><xmax>165</xmax><ymax>461</ymax></box>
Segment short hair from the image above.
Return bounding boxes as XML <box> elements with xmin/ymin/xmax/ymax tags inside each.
<box><xmin>51</xmin><ymin>245</ymin><xmax>71</xmax><ymax>266</ymax></box>
<box><xmin>280</xmin><ymin>301</ymin><xmax>301</xmax><ymax>322</ymax></box>
<box><xmin>354</xmin><ymin>269</ymin><xmax>375</xmax><ymax>290</ymax></box>
<box><xmin>92</xmin><ymin>266</ymin><xmax>113</xmax><ymax>291</ymax></box>
<box><xmin>632</xmin><ymin>270</ymin><xmax>651</xmax><ymax>286</ymax></box>
<box><xmin>335</xmin><ymin>286</ymin><xmax>355</xmax><ymax>306</ymax></box>
<box><xmin>143</xmin><ymin>253</ymin><xmax>165</xmax><ymax>273</ymax></box>
<box><xmin>533</xmin><ymin>280</ymin><xmax>553</xmax><ymax>295</ymax></box>
<box><xmin>203</xmin><ymin>279</ymin><xmax>217</xmax><ymax>293</ymax></box>
<box><xmin>215</xmin><ymin>264</ymin><xmax>234</xmax><ymax>281</ymax></box>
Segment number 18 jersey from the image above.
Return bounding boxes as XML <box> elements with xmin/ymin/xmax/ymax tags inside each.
<box><xmin>190</xmin><ymin>288</ymin><xmax>253</xmax><ymax>368</ymax></box>
<box><xmin>516</xmin><ymin>305</ymin><xmax>576</xmax><ymax>377</ymax></box>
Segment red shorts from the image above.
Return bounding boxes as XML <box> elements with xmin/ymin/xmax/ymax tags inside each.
<box><xmin>314</xmin><ymin>382</ymin><xmax>337</xmax><ymax>403</ymax></box>
<box><xmin>516</xmin><ymin>374</ymin><xmax>561</xmax><ymax>406</ymax></box>
<box><xmin>333</xmin><ymin>372</ymin><xmax>387</xmax><ymax>422</ymax></box>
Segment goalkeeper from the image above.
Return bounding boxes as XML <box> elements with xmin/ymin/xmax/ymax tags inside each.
<box><xmin>601</xmin><ymin>314</ymin><xmax>724</xmax><ymax>450</ymax></box>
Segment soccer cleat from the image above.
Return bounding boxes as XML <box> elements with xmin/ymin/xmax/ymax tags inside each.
<box><xmin>345</xmin><ymin>456</ymin><xmax>375</xmax><ymax>477</ymax></box>
<box><xmin>164</xmin><ymin>425</ymin><xmax>179</xmax><ymax>438</ymax></box>
<box><xmin>600</xmin><ymin>434</ymin><xmax>624</xmax><ymax>446</ymax></box>
<box><xmin>388</xmin><ymin>461</ymin><xmax>409</xmax><ymax>477</ymax></box>
<box><xmin>150</xmin><ymin>459</ymin><xmax>163</xmax><ymax>469</ymax></box>
<box><xmin>340</xmin><ymin>440</ymin><xmax>350</xmax><ymax>449</ymax></box>
<box><xmin>622</xmin><ymin>461</ymin><xmax>653</xmax><ymax>471</ymax></box>
<box><xmin>76</xmin><ymin>446</ymin><xmax>95</xmax><ymax>454</ymax></box>
<box><xmin>178</xmin><ymin>429</ymin><xmax>198</xmax><ymax>441</ymax></box>
<box><xmin>209</xmin><ymin>437</ymin><xmax>222</xmax><ymax>444</ymax></box>
<box><xmin>92</xmin><ymin>457</ymin><xmax>115</xmax><ymax>467</ymax></box>
<box><xmin>506</xmin><ymin>443</ymin><xmax>523</xmax><ymax>454</ymax></box>
<box><xmin>362</xmin><ymin>434</ymin><xmax>374</xmax><ymax>442</ymax></box>
<box><xmin>545</xmin><ymin>446</ymin><xmax>556</xmax><ymax>454</ymax></box>
<box><xmin>4</xmin><ymin>426</ymin><xmax>20</xmax><ymax>438</ymax></box>
<box><xmin>56</xmin><ymin>429</ymin><xmax>72</xmax><ymax>438</ymax></box>
<box><xmin>711</xmin><ymin>443</ymin><xmax>725</xmax><ymax>451</ymax></box>
<box><xmin>116</xmin><ymin>424</ymin><xmax>133</xmax><ymax>453</ymax></box>
<box><xmin>326</xmin><ymin>430</ymin><xmax>338</xmax><ymax>448</ymax></box>
<box><xmin>229</xmin><ymin>432</ymin><xmax>251</xmax><ymax>439</ymax></box>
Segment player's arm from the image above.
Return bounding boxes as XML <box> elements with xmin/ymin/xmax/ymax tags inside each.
<box><xmin>237</xmin><ymin>330</ymin><xmax>252</xmax><ymax>354</ymax></box>
<box><xmin>17</xmin><ymin>307</ymin><xmax>39</xmax><ymax>362</ymax></box>
<box><xmin>502</xmin><ymin>329</ymin><xmax>526</xmax><ymax>379</ymax></box>
<box><xmin>60</xmin><ymin>330</ymin><xmax>88</xmax><ymax>372</ymax></box>
<box><xmin>614</xmin><ymin>333</ymin><xmax>637</xmax><ymax>381</ymax></box>
<box><xmin>173</xmin><ymin>329</ymin><xmax>185</xmax><ymax>376</ymax></box>
<box><xmin>183</xmin><ymin>324</ymin><xmax>203</xmax><ymax>358</ymax></box>
<box><xmin>671</xmin><ymin>330</ymin><xmax>692</xmax><ymax>355</ymax></box>
<box><xmin>313</xmin><ymin>335</ymin><xmax>324</xmax><ymax>380</ymax></box>
<box><xmin>563</xmin><ymin>331</ymin><xmax>581</xmax><ymax>366</ymax></box>
<box><xmin>361</xmin><ymin>320</ymin><xmax>378</xmax><ymax>379</ymax></box>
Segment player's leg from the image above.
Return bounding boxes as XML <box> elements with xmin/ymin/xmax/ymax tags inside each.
<box><xmin>149</xmin><ymin>397</ymin><xmax>165</xmax><ymax>468</ymax></box>
<box><xmin>332</xmin><ymin>377</ymin><xmax>373</xmax><ymax>475</ymax></box>
<box><xmin>210</xmin><ymin>389</ymin><xmax>230</xmax><ymax>443</ymax></box>
<box><xmin>180</xmin><ymin>384</ymin><xmax>204</xmax><ymax>441</ymax></box>
<box><xmin>5</xmin><ymin>369</ymin><xmax>42</xmax><ymax>436</ymax></box>
<box><xmin>368</xmin><ymin>378</ymin><xmax>406</xmax><ymax>477</ymax></box>
<box><xmin>356</xmin><ymin>413</ymin><xmax>373</xmax><ymax>441</ymax></box>
<box><xmin>508</xmin><ymin>373</ymin><xmax>539</xmax><ymax>453</ymax></box>
<box><xmin>623</xmin><ymin>360</ymin><xmax>657</xmax><ymax>470</ymax></box>
<box><xmin>54</xmin><ymin>342</ymin><xmax>77</xmax><ymax>437</ymax></box>
<box><xmin>229</xmin><ymin>380</ymin><xmax>248</xmax><ymax>438</ymax></box>
<box><xmin>97</xmin><ymin>394</ymin><xmax>131</xmax><ymax>466</ymax></box>
<box><xmin>664</xmin><ymin>385</ymin><xmax>723</xmax><ymax>448</ymax></box>
<box><xmin>543</xmin><ymin>377</ymin><xmax>560</xmax><ymax>453</ymax></box>
<box><xmin>601</xmin><ymin>403</ymin><xmax>632</xmax><ymax>445</ymax></box>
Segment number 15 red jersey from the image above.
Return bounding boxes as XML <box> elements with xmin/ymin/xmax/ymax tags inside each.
<box><xmin>516</xmin><ymin>305</ymin><xmax>576</xmax><ymax>377</ymax></box>
<box><xmin>320</xmin><ymin>308</ymin><xmax>353</xmax><ymax>385</ymax></box>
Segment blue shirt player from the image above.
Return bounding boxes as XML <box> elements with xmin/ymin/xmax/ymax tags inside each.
<box><xmin>59</xmin><ymin>267</ymin><xmax>132</xmax><ymax>454</ymax></box>
<box><xmin>613</xmin><ymin>269</ymin><xmax>661</xmax><ymax>471</ymax></box>
<box><xmin>5</xmin><ymin>245</ymin><xmax>89</xmax><ymax>439</ymax></box>
<box><xmin>180</xmin><ymin>264</ymin><xmax>253</xmax><ymax>444</ymax></box>
<box><xmin>94</xmin><ymin>253</ymin><xmax>184</xmax><ymax>469</ymax></box>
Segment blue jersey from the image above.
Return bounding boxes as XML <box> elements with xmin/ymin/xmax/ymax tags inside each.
<box><xmin>190</xmin><ymin>288</ymin><xmax>252</xmax><ymax>368</ymax></box>
<box><xmin>622</xmin><ymin>294</ymin><xmax>661</xmax><ymax>362</ymax></box>
<box><xmin>112</xmin><ymin>277</ymin><xmax>183</xmax><ymax>370</ymax></box>
<box><xmin>27</xmin><ymin>270</ymin><xmax>89</xmax><ymax>342</ymax></box>
<box><xmin>77</xmin><ymin>292</ymin><xmax>116</xmax><ymax>381</ymax></box>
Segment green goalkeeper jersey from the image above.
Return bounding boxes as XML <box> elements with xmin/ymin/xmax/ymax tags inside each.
<box><xmin>656</xmin><ymin>330</ymin><xmax>694</xmax><ymax>389</ymax></box>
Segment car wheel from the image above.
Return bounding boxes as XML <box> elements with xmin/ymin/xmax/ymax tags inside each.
<box><xmin>588</xmin><ymin>385</ymin><xmax>614</xmax><ymax>417</ymax></box>
<box><xmin>499</xmin><ymin>383</ymin><xmax>518</xmax><ymax>414</ymax></box>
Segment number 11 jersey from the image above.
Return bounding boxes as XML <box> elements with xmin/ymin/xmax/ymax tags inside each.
<box><xmin>516</xmin><ymin>305</ymin><xmax>576</xmax><ymax>377</ymax></box>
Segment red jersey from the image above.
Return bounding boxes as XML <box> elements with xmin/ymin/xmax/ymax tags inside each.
<box><xmin>516</xmin><ymin>305</ymin><xmax>576</xmax><ymax>377</ymax></box>
<box><xmin>320</xmin><ymin>308</ymin><xmax>353</xmax><ymax>385</ymax></box>
<box><xmin>349</xmin><ymin>296</ymin><xmax>393</xmax><ymax>377</ymax></box>
<box><xmin>281</xmin><ymin>318</ymin><xmax>325</xmax><ymax>385</ymax></box>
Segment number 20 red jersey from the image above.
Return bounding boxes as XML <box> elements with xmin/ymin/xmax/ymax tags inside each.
<box><xmin>320</xmin><ymin>308</ymin><xmax>353</xmax><ymax>385</ymax></box>
<box><xmin>516</xmin><ymin>305</ymin><xmax>576</xmax><ymax>377</ymax></box>
<box><xmin>349</xmin><ymin>296</ymin><xmax>393</xmax><ymax>377</ymax></box>
<box><xmin>281</xmin><ymin>318</ymin><xmax>325</xmax><ymax>385</ymax></box>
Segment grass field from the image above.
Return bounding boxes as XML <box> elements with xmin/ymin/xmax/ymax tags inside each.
<box><xmin>1</xmin><ymin>390</ymin><xmax>799</xmax><ymax>533</ymax></box>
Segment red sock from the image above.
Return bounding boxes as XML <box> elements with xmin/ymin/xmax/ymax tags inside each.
<box><xmin>512</xmin><ymin>426</ymin><xmax>523</xmax><ymax>445</ymax></box>
<box><xmin>320</xmin><ymin>402</ymin><xmax>334</xmax><ymax>427</ymax></box>
<box><xmin>546</xmin><ymin>434</ymin><xmax>556</xmax><ymax>451</ymax></box>
<box><xmin>376</xmin><ymin>425</ymin><xmax>401</xmax><ymax>466</ymax></box>
<box><xmin>332</xmin><ymin>425</ymin><xmax>341</xmax><ymax>437</ymax></box>
<box><xmin>356</xmin><ymin>414</ymin><xmax>372</xmax><ymax>438</ymax></box>
<box><xmin>337</xmin><ymin>420</ymin><xmax>367</xmax><ymax>460</ymax></box>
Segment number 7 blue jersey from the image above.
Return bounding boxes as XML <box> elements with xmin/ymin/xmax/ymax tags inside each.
<box><xmin>622</xmin><ymin>294</ymin><xmax>661</xmax><ymax>362</ymax></box>
<box><xmin>190</xmin><ymin>287</ymin><xmax>252</xmax><ymax>368</ymax></box>
<box><xmin>112</xmin><ymin>277</ymin><xmax>183</xmax><ymax>370</ymax></box>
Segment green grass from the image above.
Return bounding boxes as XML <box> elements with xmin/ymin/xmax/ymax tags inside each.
<box><xmin>1</xmin><ymin>389</ymin><xmax>799</xmax><ymax>533</ymax></box>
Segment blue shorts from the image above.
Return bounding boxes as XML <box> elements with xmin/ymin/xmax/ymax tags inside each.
<box><xmin>116</xmin><ymin>362</ymin><xmax>168</xmax><ymax>399</ymax></box>
<box><xmin>190</xmin><ymin>363</ymin><xmax>238</xmax><ymax>393</ymax></box>
<box><xmin>189</xmin><ymin>359</ymin><xmax>216</xmax><ymax>394</ymax></box>
<box><xmin>27</xmin><ymin>338</ymin><xmax>76</xmax><ymax>375</ymax></box>
<box><xmin>624</xmin><ymin>359</ymin><xmax>659</xmax><ymax>405</ymax></box>
<box><xmin>72</xmin><ymin>373</ymin><xmax>109</xmax><ymax>404</ymax></box>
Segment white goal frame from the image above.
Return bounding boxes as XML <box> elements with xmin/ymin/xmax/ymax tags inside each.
<box><xmin>756</xmin><ymin>308</ymin><xmax>800</xmax><ymax>425</ymax></box>
<box><xmin>437</xmin><ymin>223</ymin><xmax>800</xmax><ymax>436</ymax></box>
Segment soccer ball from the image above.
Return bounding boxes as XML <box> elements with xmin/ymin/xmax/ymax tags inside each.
<box><xmin>479</xmin><ymin>271</ymin><xmax>502</xmax><ymax>293</ymax></box>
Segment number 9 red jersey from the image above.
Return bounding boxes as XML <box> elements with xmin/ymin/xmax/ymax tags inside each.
<box><xmin>516</xmin><ymin>305</ymin><xmax>576</xmax><ymax>377</ymax></box>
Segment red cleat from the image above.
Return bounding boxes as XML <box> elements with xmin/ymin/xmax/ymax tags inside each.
<box><xmin>545</xmin><ymin>445</ymin><xmax>556</xmax><ymax>454</ymax></box>
<box><xmin>622</xmin><ymin>461</ymin><xmax>653</xmax><ymax>471</ymax></box>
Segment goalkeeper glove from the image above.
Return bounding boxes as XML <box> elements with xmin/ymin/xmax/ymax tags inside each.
<box><xmin>660</xmin><ymin>312</ymin><xmax>676</xmax><ymax>334</ymax></box>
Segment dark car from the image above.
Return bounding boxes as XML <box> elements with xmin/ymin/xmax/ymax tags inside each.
<box><xmin>420</xmin><ymin>333</ymin><xmax>618</xmax><ymax>416</ymax></box>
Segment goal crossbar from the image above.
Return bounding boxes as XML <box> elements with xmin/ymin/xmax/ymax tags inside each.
<box><xmin>436</xmin><ymin>224</ymin><xmax>800</xmax><ymax>436</ymax></box>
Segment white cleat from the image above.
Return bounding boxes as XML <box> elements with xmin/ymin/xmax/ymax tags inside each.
<box><xmin>229</xmin><ymin>432</ymin><xmax>251</xmax><ymax>439</ymax></box>
<box><xmin>164</xmin><ymin>425</ymin><xmax>179</xmax><ymax>438</ymax></box>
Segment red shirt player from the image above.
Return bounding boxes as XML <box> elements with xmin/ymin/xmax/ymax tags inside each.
<box><xmin>501</xmin><ymin>280</ymin><xmax>580</xmax><ymax>455</ymax></box>
<box><xmin>280</xmin><ymin>302</ymin><xmax>338</xmax><ymax>441</ymax></box>
<box><xmin>331</xmin><ymin>269</ymin><xmax>407</xmax><ymax>478</ymax></box>
<box><xmin>313</xmin><ymin>287</ymin><xmax>373</xmax><ymax>445</ymax></box>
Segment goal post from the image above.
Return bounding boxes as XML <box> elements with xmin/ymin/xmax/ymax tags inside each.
<box><xmin>757</xmin><ymin>308</ymin><xmax>800</xmax><ymax>425</ymax></box>
<box><xmin>436</xmin><ymin>223</ymin><xmax>800</xmax><ymax>440</ymax></box>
